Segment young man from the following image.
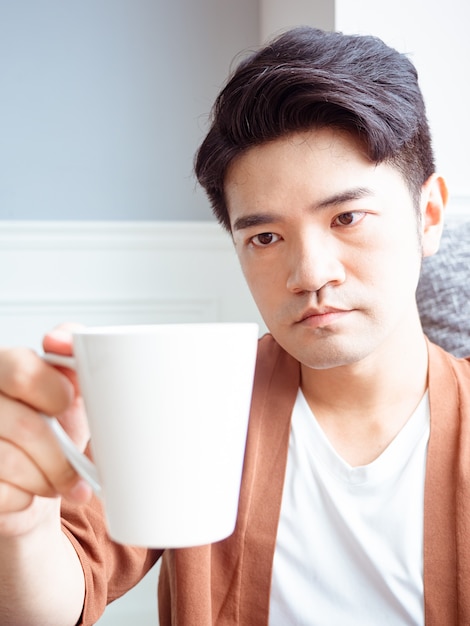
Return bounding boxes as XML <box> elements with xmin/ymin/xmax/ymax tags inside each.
<box><xmin>0</xmin><ymin>26</ymin><xmax>469</xmax><ymax>626</ymax></box>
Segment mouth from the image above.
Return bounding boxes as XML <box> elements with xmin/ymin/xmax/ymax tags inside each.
<box><xmin>296</xmin><ymin>306</ymin><xmax>353</xmax><ymax>329</ymax></box>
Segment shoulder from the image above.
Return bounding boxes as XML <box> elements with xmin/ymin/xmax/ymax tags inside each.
<box><xmin>428</xmin><ymin>339</ymin><xmax>470</xmax><ymax>378</ymax></box>
<box><xmin>428</xmin><ymin>341</ymin><xmax>470</xmax><ymax>420</ymax></box>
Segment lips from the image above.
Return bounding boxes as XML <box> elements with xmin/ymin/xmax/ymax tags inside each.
<box><xmin>296</xmin><ymin>306</ymin><xmax>352</xmax><ymax>328</ymax></box>
<box><xmin>297</xmin><ymin>306</ymin><xmax>348</xmax><ymax>322</ymax></box>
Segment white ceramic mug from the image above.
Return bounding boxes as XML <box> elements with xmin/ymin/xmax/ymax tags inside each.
<box><xmin>43</xmin><ymin>323</ymin><xmax>258</xmax><ymax>548</ymax></box>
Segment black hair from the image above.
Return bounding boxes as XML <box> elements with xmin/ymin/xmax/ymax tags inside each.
<box><xmin>195</xmin><ymin>26</ymin><xmax>435</xmax><ymax>230</ymax></box>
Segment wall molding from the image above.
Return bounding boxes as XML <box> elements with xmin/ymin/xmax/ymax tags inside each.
<box><xmin>0</xmin><ymin>221</ymin><xmax>263</xmax><ymax>350</ymax></box>
<box><xmin>0</xmin><ymin>220</ymin><xmax>232</xmax><ymax>250</ymax></box>
<box><xmin>0</xmin><ymin>296</ymin><xmax>218</xmax><ymax>322</ymax></box>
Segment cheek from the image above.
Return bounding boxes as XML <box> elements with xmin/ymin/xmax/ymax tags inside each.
<box><xmin>348</xmin><ymin>233</ymin><xmax>422</xmax><ymax>301</ymax></box>
<box><xmin>239</xmin><ymin>259</ymin><xmax>284</xmax><ymax>311</ymax></box>
<box><xmin>365</xmin><ymin>248</ymin><xmax>422</xmax><ymax>313</ymax></box>
<box><xmin>244</xmin><ymin>270</ymin><xmax>276</xmax><ymax>302</ymax></box>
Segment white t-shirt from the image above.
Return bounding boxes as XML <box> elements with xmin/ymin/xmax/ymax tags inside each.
<box><xmin>269</xmin><ymin>389</ymin><xmax>430</xmax><ymax>626</ymax></box>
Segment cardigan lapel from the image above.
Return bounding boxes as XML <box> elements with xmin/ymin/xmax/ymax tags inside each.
<box><xmin>423</xmin><ymin>341</ymin><xmax>470</xmax><ymax>625</ymax></box>
<box><xmin>236</xmin><ymin>336</ymin><xmax>300</xmax><ymax>624</ymax></box>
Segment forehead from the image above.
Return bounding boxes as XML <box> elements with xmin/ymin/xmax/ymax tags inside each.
<box><xmin>226</xmin><ymin>128</ymin><xmax>370</xmax><ymax>189</ymax></box>
<box><xmin>225</xmin><ymin>129</ymin><xmax>413</xmax><ymax>232</ymax></box>
<box><xmin>224</xmin><ymin>128</ymin><xmax>410</xmax><ymax>220</ymax></box>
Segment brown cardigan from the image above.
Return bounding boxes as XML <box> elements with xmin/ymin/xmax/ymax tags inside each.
<box><xmin>61</xmin><ymin>335</ymin><xmax>470</xmax><ymax>625</ymax></box>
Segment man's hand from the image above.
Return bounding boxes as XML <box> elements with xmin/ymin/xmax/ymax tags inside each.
<box><xmin>0</xmin><ymin>325</ymin><xmax>92</xmax><ymax>537</ymax></box>
<box><xmin>0</xmin><ymin>326</ymin><xmax>90</xmax><ymax>625</ymax></box>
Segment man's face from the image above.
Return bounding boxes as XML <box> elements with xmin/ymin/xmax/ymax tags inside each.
<box><xmin>226</xmin><ymin>128</ymin><xmax>428</xmax><ymax>370</ymax></box>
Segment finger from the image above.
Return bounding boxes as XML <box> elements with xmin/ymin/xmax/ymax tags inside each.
<box><xmin>42</xmin><ymin>323</ymin><xmax>85</xmax><ymax>356</ymax></box>
<box><xmin>0</xmin><ymin>480</ymin><xmax>35</xmax><ymax>514</ymax></box>
<box><xmin>55</xmin><ymin>397</ymin><xmax>91</xmax><ymax>451</ymax></box>
<box><xmin>43</xmin><ymin>324</ymin><xmax>85</xmax><ymax>395</ymax></box>
<box><xmin>0</xmin><ymin>396</ymin><xmax>80</xmax><ymax>496</ymax></box>
<box><xmin>0</xmin><ymin>439</ymin><xmax>57</xmax><ymax>498</ymax></box>
<box><xmin>0</xmin><ymin>493</ymin><xmax>61</xmax><ymax>537</ymax></box>
<box><xmin>0</xmin><ymin>347</ymin><xmax>74</xmax><ymax>416</ymax></box>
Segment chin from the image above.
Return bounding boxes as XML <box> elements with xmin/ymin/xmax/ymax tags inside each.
<box><xmin>286</xmin><ymin>338</ymin><xmax>376</xmax><ymax>371</ymax></box>
<box><xmin>300</xmin><ymin>354</ymin><xmax>358</xmax><ymax>371</ymax></box>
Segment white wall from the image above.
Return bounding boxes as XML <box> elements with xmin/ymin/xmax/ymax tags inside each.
<box><xmin>259</xmin><ymin>0</ymin><xmax>334</xmax><ymax>42</ymax></box>
<box><xmin>0</xmin><ymin>221</ymin><xmax>264</xmax><ymax>350</ymax></box>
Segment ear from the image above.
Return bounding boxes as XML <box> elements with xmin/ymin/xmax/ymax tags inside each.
<box><xmin>420</xmin><ymin>174</ymin><xmax>448</xmax><ymax>258</ymax></box>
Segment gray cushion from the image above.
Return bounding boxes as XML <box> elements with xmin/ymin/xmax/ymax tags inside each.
<box><xmin>417</xmin><ymin>216</ymin><xmax>470</xmax><ymax>357</ymax></box>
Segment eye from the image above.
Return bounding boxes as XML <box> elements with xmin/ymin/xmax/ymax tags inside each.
<box><xmin>332</xmin><ymin>211</ymin><xmax>366</xmax><ymax>227</ymax></box>
<box><xmin>250</xmin><ymin>232</ymin><xmax>280</xmax><ymax>247</ymax></box>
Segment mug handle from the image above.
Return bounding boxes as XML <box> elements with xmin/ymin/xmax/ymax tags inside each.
<box><xmin>41</xmin><ymin>353</ymin><xmax>102</xmax><ymax>498</ymax></box>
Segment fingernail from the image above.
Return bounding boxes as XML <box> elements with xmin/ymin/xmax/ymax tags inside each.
<box><xmin>68</xmin><ymin>479</ymin><xmax>92</xmax><ymax>503</ymax></box>
<box><xmin>49</xmin><ymin>328</ymin><xmax>73</xmax><ymax>343</ymax></box>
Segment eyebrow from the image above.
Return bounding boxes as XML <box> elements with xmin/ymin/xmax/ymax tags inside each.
<box><xmin>232</xmin><ymin>186</ymin><xmax>373</xmax><ymax>232</ymax></box>
<box><xmin>315</xmin><ymin>186</ymin><xmax>372</xmax><ymax>209</ymax></box>
<box><xmin>232</xmin><ymin>213</ymin><xmax>280</xmax><ymax>232</ymax></box>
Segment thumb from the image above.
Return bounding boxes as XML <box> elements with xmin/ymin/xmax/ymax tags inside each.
<box><xmin>42</xmin><ymin>323</ymin><xmax>85</xmax><ymax>398</ymax></box>
<box><xmin>42</xmin><ymin>322</ymin><xmax>85</xmax><ymax>356</ymax></box>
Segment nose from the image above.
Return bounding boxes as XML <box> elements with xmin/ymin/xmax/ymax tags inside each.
<box><xmin>286</xmin><ymin>231</ymin><xmax>346</xmax><ymax>294</ymax></box>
